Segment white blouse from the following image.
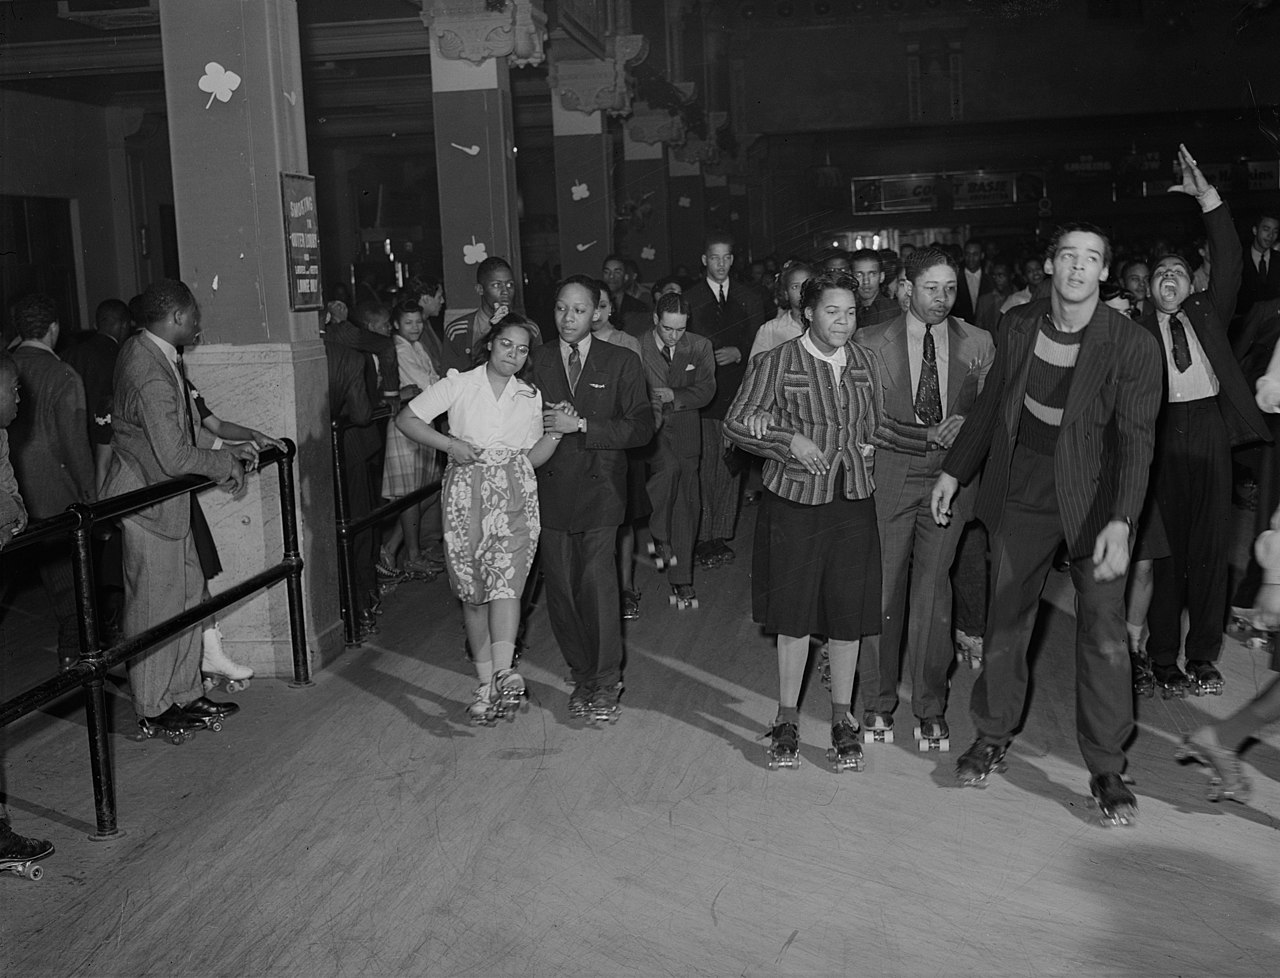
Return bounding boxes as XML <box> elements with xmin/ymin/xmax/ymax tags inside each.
<box><xmin>395</xmin><ymin>335</ymin><xmax>439</xmax><ymax>391</ymax></box>
<box><xmin>407</xmin><ymin>365</ymin><xmax>543</xmax><ymax>451</ymax></box>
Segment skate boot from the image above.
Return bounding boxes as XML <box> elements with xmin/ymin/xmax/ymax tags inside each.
<box><xmin>1185</xmin><ymin>660</ymin><xmax>1224</xmax><ymax>696</ymax></box>
<box><xmin>568</xmin><ymin>682</ymin><xmax>594</xmax><ymax>719</ymax></box>
<box><xmin>862</xmin><ymin>711</ymin><xmax>894</xmax><ymax>744</ymax></box>
<box><xmin>694</xmin><ymin>540</ymin><xmax>720</xmax><ymax>568</ymax></box>
<box><xmin>180</xmin><ymin>696</ymin><xmax>239</xmax><ymax>733</ymax></box>
<box><xmin>492</xmin><ymin>669</ymin><xmax>527</xmax><ymax>721</ymax></box>
<box><xmin>134</xmin><ymin>704</ymin><xmax>199</xmax><ymax>745</ymax></box>
<box><xmin>621</xmin><ymin>588</ymin><xmax>641</xmax><ymax>621</ymax></box>
<box><xmin>764</xmin><ymin>718</ymin><xmax>800</xmax><ymax>770</ymax></box>
<box><xmin>827</xmin><ymin>713</ymin><xmax>864</xmax><ymax>772</ymax></box>
<box><xmin>0</xmin><ymin>820</ymin><xmax>54</xmax><ymax>881</ymax></box>
<box><xmin>201</xmin><ymin>624</ymin><xmax>253</xmax><ymax>693</ymax></box>
<box><xmin>669</xmin><ymin>583</ymin><xmax>699</xmax><ymax>610</ymax></box>
<box><xmin>954</xmin><ymin>629</ymin><xmax>984</xmax><ymax>670</ymax></box>
<box><xmin>1089</xmin><ymin>772</ymin><xmax>1138</xmax><ymax>826</ymax></box>
<box><xmin>955</xmin><ymin>738</ymin><xmax>1007</xmax><ymax>786</ymax></box>
<box><xmin>1130</xmin><ymin>650</ymin><xmax>1155</xmax><ymax>699</ymax></box>
<box><xmin>1175</xmin><ymin>726</ymin><xmax>1252</xmax><ymax>803</ymax></box>
<box><xmin>915</xmin><ymin>716</ymin><xmax>950</xmax><ymax>752</ymax></box>
<box><xmin>402</xmin><ymin>555</ymin><xmax>443</xmax><ymax>582</ymax></box>
<box><xmin>467</xmin><ymin>683</ymin><xmax>497</xmax><ymax>726</ymax></box>
<box><xmin>587</xmin><ymin>682</ymin><xmax>623</xmax><ymax>723</ymax></box>
<box><xmin>647</xmin><ymin>540</ymin><xmax>677</xmax><ymax>572</ymax></box>
<box><xmin>1152</xmin><ymin>663</ymin><xmax>1191</xmax><ymax>699</ymax></box>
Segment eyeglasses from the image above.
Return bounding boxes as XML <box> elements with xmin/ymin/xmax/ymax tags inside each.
<box><xmin>495</xmin><ymin>337</ymin><xmax>530</xmax><ymax>355</ymax></box>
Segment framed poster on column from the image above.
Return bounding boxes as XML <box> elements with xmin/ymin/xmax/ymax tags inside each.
<box><xmin>280</xmin><ymin>172</ymin><xmax>322</xmax><ymax>311</ymax></box>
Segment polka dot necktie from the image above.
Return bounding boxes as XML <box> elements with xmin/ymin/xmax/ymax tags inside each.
<box><xmin>914</xmin><ymin>324</ymin><xmax>943</xmax><ymax>426</ymax></box>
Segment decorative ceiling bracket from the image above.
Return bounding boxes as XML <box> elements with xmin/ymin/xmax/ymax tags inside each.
<box><xmin>422</xmin><ymin>0</ymin><xmax>548</xmax><ymax>68</ymax></box>
<box><xmin>625</xmin><ymin>83</ymin><xmax>696</xmax><ymax>146</ymax></box>
<box><xmin>549</xmin><ymin>33</ymin><xmax>649</xmax><ymax>116</ymax></box>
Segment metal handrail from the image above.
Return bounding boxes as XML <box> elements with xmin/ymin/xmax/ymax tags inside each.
<box><xmin>0</xmin><ymin>440</ymin><xmax>309</xmax><ymax>840</ymax></box>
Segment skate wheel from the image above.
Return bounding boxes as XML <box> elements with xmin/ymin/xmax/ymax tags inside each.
<box><xmin>938</xmin><ymin>738</ymin><xmax>949</xmax><ymax>752</ymax></box>
<box><xmin>917</xmin><ymin>738</ymin><xmax>929</xmax><ymax>752</ymax></box>
<box><xmin>208</xmin><ymin>718</ymin><xmax>223</xmax><ymax>733</ymax></box>
<box><xmin>227</xmin><ymin>679</ymin><xmax>249</xmax><ymax>693</ymax></box>
<box><xmin>202</xmin><ymin>676</ymin><xmax>217</xmax><ymax>692</ymax></box>
<box><xmin>26</xmin><ymin>864</ymin><xmax>43</xmax><ymax>881</ymax></box>
<box><xmin>689</xmin><ymin>599</ymin><xmax>699</xmax><ymax>608</ymax></box>
<box><xmin>862</xmin><ymin>731</ymin><xmax>874</xmax><ymax>744</ymax></box>
<box><xmin>669</xmin><ymin>596</ymin><xmax>677</xmax><ymax>606</ymax></box>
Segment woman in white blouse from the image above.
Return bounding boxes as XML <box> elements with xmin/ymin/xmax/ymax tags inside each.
<box><xmin>395</xmin><ymin>319</ymin><xmax>564</xmax><ymax>724</ymax></box>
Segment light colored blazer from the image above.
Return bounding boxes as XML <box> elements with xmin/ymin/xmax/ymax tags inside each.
<box><xmin>103</xmin><ymin>332</ymin><xmax>236</xmax><ymax>539</ymax></box>
<box><xmin>855</xmin><ymin>314</ymin><xmax>995</xmax><ymax>516</ymax></box>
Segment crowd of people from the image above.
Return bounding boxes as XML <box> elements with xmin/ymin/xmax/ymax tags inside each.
<box><xmin>6</xmin><ymin>142</ymin><xmax>1280</xmax><ymax>865</ymax></box>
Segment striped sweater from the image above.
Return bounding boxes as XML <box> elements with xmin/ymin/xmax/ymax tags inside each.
<box><xmin>1020</xmin><ymin>318</ymin><xmax>1083</xmax><ymax>455</ymax></box>
<box><xmin>723</xmin><ymin>337</ymin><xmax>929</xmax><ymax>505</ymax></box>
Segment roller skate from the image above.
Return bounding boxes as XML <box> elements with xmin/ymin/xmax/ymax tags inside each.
<box><xmin>1151</xmin><ymin>663</ymin><xmax>1191</xmax><ymax>699</ymax></box>
<box><xmin>134</xmin><ymin>704</ymin><xmax>200</xmax><ymax>745</ymax></box>
<box><xmin>492</xmin><ymin>669</ymin><xmax>527</xmax><ymax>721</ymax></box>
<box><xmin>763</xmin><ymin>717</ymin><xmax>800</xmax><ymax>770</ymax></box>
<box><xmin>1130</xmin><ymin>650</ymin><xmax>1155</xmax><ymax>699</ymax></box>
<box><xmin>955</xmin><ymin>738</ymin><xmax>1007</xmax><ymax>786</ymax></box>
<box><xmin>1089</xmin><ymin>772</ymin><xmax>1138</xmax><ymax>826</ymax></box>
<box><xmin>827</xmin><ymin>713</ymin><xmax>864</xmax><ymax>772</ymax></box>
<box><xmin>402</xmin><ymin>555</ymin><xmax>443</xmax><ymax>582</ymax></box>
<box><xmin>568</xmin><ymin>683</ymin><xmax>593</xmax><ymax>719</ymax></box>
<box><xmin>954</xmin><ymin>629</ymin><xmax>984</xmax><ymax>671</ymax></box>
<box><xmin>1175</xmin><ymin>727</ymin><xmax>1252</xmax><ymax>803</ymax></box>
<box><xmin>669</xmin><ymin>583</ymin><xmax>699</xmax><ymax>610</ymax></box>
<box><xmin>647</xmin><ymin>540</ymin><xmax>677</xmax><ymax>572</ymax></box>
<box><xmin>587</xmin><ymin>682</ymin><xmax>623</xmax><ymax>723</ymax></box>
<box><xmin>862</xmin><ymin>711</ymin><xmax>894</xmax><ymax>744</ymax></box>
<box><xmin>467</xmin><ymin>683</ymin><xmax>497</xmax><ymax>726</ymax></box>
<box><xmin>179</xmin><ymin>696</ymin><xmax>239</xmax><ymax>733</ymax></box>
<box><xmin>713</xmin><ymin>539</ymin><xmax>736</xmax><ymax>565</ymax></box>
<box><xmin>621</xmin><ymin>588</ymin><xmax>641</xmax><ymax>621</ymax></box>
<box><xmin>915</xmin><ymin>716</ymin><xmax>950</xmax><ymax>752</ymax></box>
<box><xmin>694</xmin><ymin>541</ymin><xmax>721</xmax><ymax>569</ymax></box>
<box><xmin>0</xmin><ymin>821</ymin><xmax>53</xmax><ymax>882</ymax></box>
<box><xmin>201</xmin><ymin>625</ymin><xmax>253</xmax><ymax>693</ymax></box>
<box><xmin>1185</xmin><ymin>660</ymin><xmax>1224</xmax><ymax>696</ymax></box>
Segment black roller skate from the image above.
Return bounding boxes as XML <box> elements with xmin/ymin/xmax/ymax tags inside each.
<box><xmin>915</xmin><ymin>716</ymin><xmax>950</xmax><ymax>752</ymax></box>
<box><xmin>1175</xmin><ymin>728</ymin><xmax>1251</xmax><ymax>803</ymax></box>
<box><xmin>492</xmin><ymin>669</ymin><xmax>527</xmax><ymax>722</ymax></box>
<box><xmin>1152</xmin><ymin>663</ymin><xmax>1191</xmax><ymax>699</ymax></box>
<box><xmin>954</xmin><ymin>629</ymin><xmax>984</xmax><ymax>671</ymax></box>
<box><xmin>0</xmin><ymin>820</ymin><xmax>53</xmax><ymax>882</ymax></box>
<box><xmin>587</xmin><ymin>682</ymin><xmax>623</xmax><ymax>723</ymax></box>
<box><xmin>134</xmin><ymin>704</ymin><xmax>200</xmax><ymax>745</ymax></box>
<box><xmin>1089</xmin><ymin>772</ymin><xmax>1138</xmax><ymax>826</ymax></box>
<box><xmin>1131</xmin><ymin>650</ymin><xmax>1155</xmax><ymax>699</ymax></box>
<box><xmin>621</xmin><ymin>588</ymin><xmax>641</xmax><ymax>621</ymax></box>
<box><xmin>827</xmin><ymin>714</ymin><xmax>864</xmax><ymax>772</ymax></box>
<box><xmin>764</xmin><ymin>718</ymin><xmax>800</xmax><ymax>770</ymax></box>
<box><xmin>179</xmin><ymin>696</ymin><xmax>239</xmax><ymax>733</ymax></box>
<box><xmin>955</xmin><ymin>738</ymin><xmax>1007</xmax><ymax>786</ymax></box>
<box><xmin>1185</xmin><ymin>660</ymin><xmax>1224</xmax><ymax>696</ymax></box>
<box><xmin>647</xmin><ymin>540</ymin><xmax>676</xmax><ymax>572</ymax></box>
<box><xmin>568</xmin><ymin>683</ymin><xmax>593</xmax><ymax>719</ymax></box>
<box><xmin>862</xmin><ymin>711</ymin><xmax>894</xmax><ymax>744</ymax></box>
<box><xmin>669</xmin><ymin>583</ymin><xmax>699</xmax><ymax>610</ymax></box>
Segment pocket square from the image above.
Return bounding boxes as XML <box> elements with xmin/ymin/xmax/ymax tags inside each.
<box><xmin>684</xmin><ymin>363</ymin><xmax>695</xmax><ymax>371</ymax></box>
<box><xmin>588</xmin><ymin>382</ymin><xmax>606</xmax><ymax>389</ymax></box>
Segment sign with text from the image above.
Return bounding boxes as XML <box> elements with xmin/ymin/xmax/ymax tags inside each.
<box><xmin>280</xmin><ymin>172</ymin><xmax>321</xmax><ymax>311</ymax></box>
<box><xmin>853</xmin><ymin>171</ymin><xmax>1036</xmax><ymax>213</ymax></box>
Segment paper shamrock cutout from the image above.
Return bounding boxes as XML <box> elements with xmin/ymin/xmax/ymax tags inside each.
<box><xmin>463</xmin><ymin>236</ymin><xmax>488</xmax><ymax>265</ymax></box>
<box><xmin>678</xmin><ymin>196</ymin><xmax>692</xmax><ymax>208</ymax></box>
<box><xmin>640</xmin><ymin>245</ymin><xmax>656</xmax><ymax>261</ymax></box>
<box><xmin>199</xmin><ymin>62</ymin><xmax>242</xmax><ymax>109</ymax></box>
<box><xmin>571</xmin><ymin>181</ymin><xmax>590</xmax><ymax>201</ymax></box>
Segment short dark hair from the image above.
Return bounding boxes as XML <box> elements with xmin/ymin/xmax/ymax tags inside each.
<box><xmin>602</xmin><ymin>254</ymin><xmax>626</xmax><ymax>269</ymax></box>
<box><xmin>557</xmin><ymin>274</ymin><xmax>601</xmax><ymax>308</ymax></box>
<box><xmin>704</xmin><ymin>231</ymin><xmax>734</xmax><ymax>253</ymax></box>
<box><xmin>95</xmin><ymin>298</ymin><xmax>132</xmax><ymax>334</ymax></box>
<box><xmin>135</xmin><ymin>280</ymin><xmax>195</xmax><ymax>329</ymax></box>
<box><xmin>353</xmin><ymin>300</ymin><xmax>389</xmax><ymax>327</ymax></box>
<box><xmin>1047</xmin><ymin>222</ymin><xmax>1113</xmax><ymax>269</ymax></box>
<box><xmin>12</xmin><ymin>293</ymin><xmax>59</xmax><ymax>341</ymax></box>
<box><xmin>391</xmin><ymin>299</ymin><xmax>424</xmax><ymax>326</ymax></box>
<box><xmin>405</xmin><ymin>273</ymin><xmax>441</xmax><ymax>302</ymax></box>
<box><xmin>623</xmin><ymin>258</ymin><xmax>640</xmax><ymax>276</ymax></box>
<box><xmin>475</xmin><ymin>256</ymin><xmax>513</xmax><ymax>284</ymax></box>
<box><xmin>774</xmin><ymin>260</ymin><xmax>812</xmax><ymax>308</ymax></box>
<box><xmin>800</xmin><ymin>271</ymin><xmax>858</xmax><ymax>313</ymax></box>
<box><xmin>1119</xmin><ymin>259</ymin><xmax>1149</xmax><ymax>279</ymax></box>
<box><xmin>651</xmin><ymin>276</ymin><xmax>682</xmax><ymax>298</ymax></box>
<box><xmin>654</xmin><ymin>292</ymin><xmax>692</xmax><ymax>320</ymax></box>
<box><xmin>472</xmin><ymin>313</ymin><xmax>538</xmax><ymax>380</ymax></box>
<box><xmin>905</xmin><ymin>246</ymin><xmax>958</xmax><ymax>284</ymax></box>
<box><xmin>849</xmin><ymin>248</ymin><xmax>880</xmax><ymax>268</ymax></box>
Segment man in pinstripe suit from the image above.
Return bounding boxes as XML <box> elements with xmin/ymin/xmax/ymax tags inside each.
<box><xmin>931</xmin><ymin>219</ymin><xmax>1163</xmax><ymax>823</ymax></box>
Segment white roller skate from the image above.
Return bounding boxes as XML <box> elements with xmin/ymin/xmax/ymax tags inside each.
<box><xmin>201</xmin><ymin>625</ymin><xmax>253</xmax><ymax>692</ymax></box>
<box><xmin>492</xmin><ymin>669</ymin><xmax>527</xmax><ymax>721</ymax></box>
<box><xmin>862</xmin><ymin>711</ymin><xmax>894</xmax><ymax>744</ymax></box>
<box><xmin>467</xmin><ymin>683</ymin><xmax>498</xmax><ymax>726</ymax></box>
<box><xmin>669</xmin><ymin>583</ymin><xmax>699</xmax><ymax>610</ymax></box>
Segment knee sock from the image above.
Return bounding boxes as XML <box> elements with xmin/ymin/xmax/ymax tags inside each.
<box><xmin>474</xmin><ymin>658</ymin><xmax>494</xmax><ymax>686</ymax></box>
<box><xmin>832</xmin><ymin>701</ymin><xmax>852</xmax><ymax>725</ymax></box>
<box><xmin>777</xmin><ymin>705</ymin><xmax>799</xmax><ymax>726</ymax></box>
<box><xmin>491</xmin><ymin>640</ymin><xmax>516</xmax><ymax>675</ymax></box>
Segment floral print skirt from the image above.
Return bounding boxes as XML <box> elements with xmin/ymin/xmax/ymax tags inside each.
<box><xmin>442</xmin><ymin>448</ymin><xmax>540</xmax><ymax>604</ymax></box>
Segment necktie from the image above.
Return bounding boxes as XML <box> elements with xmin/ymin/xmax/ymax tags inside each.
<box><xmin>914</xmin><ymin>325</ymin><xmax>943</xmax><ymax>426</ymax></box>
<box><xmin>175</xmin><ymin>355</ymin><xmax>197</xmax><ymax>441</ymax></box>
<box><xmin>718</xmin><ymin>284</ymin><xmax>726</xmax><ymax>308</ymax></box>
<box><xmin>1261</xmin><ymin>252</ymin><xmax>1269</xmax><ymax>279</ymax></box>
<box><xmin>567</xmin><ymin>341</ymin><xmax>582</xmax><ymax>391</ymax></box>
<box><xmin>663</xmin><ymin>344</ymin><xmax>673</xmax><ymax>364</ymax></box>
<box><xmin>1168</xmin><ymin>312</ymin><xmax>1192</xmax><ymax>373</ymax></box>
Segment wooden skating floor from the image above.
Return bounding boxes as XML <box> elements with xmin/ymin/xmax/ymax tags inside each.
<box><xmin>2</xmin><ymin>508</ymin><xmax>1279</xmax><ymax>977</ymax></box>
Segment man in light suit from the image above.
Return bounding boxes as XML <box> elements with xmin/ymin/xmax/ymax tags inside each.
<box><xmin>856</xmin><ymin>249</ymin><xmax>994</xmax><ymax>744</ymax></box>
<box><xmin>104</xmin><ymin>280</ymin><xmax>252</xmax><ymax>737</ymax></box>
<box><xmin>932</xmin><ymin>210</ymin><xmax>1163</xmax><ymax>822</ymax></box>
<box><xmin>533</xmin><ymin>276</ymin><xmax>654</xmax><ymax>720</ymax></box>
<box><xmin>641</xmin><ymin>292</ymin><xmax>716</xmax><ymax>605</ymax></box>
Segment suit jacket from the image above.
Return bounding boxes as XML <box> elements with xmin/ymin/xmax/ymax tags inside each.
<box><xmin>974</xmin><ymin>291</ymin><xmax>1009</xmax><ymax>334</ymax></box>
<box><xmin>103</xmin><ymin>332</ymin><xmax>236</xmax><ymax>539</ymax></box>
<box><xmin>531</xmin><ymin>338</ymin><xmax>655</xmax><ymax>531</ymax></box>
<box><xmin>1238</xmin><ymin>245</ymin><xmax>1280</xmax><ymax>315</ymax></box>
<box><xmin>857</xmin><ymin>293</ymin><xmax>900</xmax><ymax>331</ymax></box>
<box><xmin>640</xmin><ymin>329</ymin><xmax>716</xmax><ymax>458</ymax></box>
<box><xmin>1138</xmin><ymin>201</ymin><xmax>1268</xmax><ymax>449</ymax></box>
<box><xmin>64</xmin><ymin>331</ymin><xmax>121</xmax><ymax>447</ymax></box>
<box><xmin>325</xmin><ymin>337</ymin><xmax>378</xmax><ymax>464</ymax></box>
<box><xmin>855</xmin><ymin>315</ymin><xmax>995</xmax><ymax>517</ymax></box>
<box><xmin>9</xmin><ymin>344</ymin><xmax>95</xmax><ymax>519</ymax></box>
<box><xmin>442</xmin><ymin>308</ymin><xmax>543</xmax><ymax>375</ymax></box>
<box><xmin>616</xmin><ymin>293</ymin><xmax>652</xmax><ymax>341</ymax></box>
<box><xmin>943</xmin><ymin>297</ymin><xmax>1163</xmax><ymax>557</ymax></box>
<box><xmin>685</xmin><ymin>280</ymin><xmax>765</xmax><ymax>420</ymax></box>
<box><xmin>953</xmin><ymin>269</ymin><xmax>994</xmax><ymax>323</ymax></box>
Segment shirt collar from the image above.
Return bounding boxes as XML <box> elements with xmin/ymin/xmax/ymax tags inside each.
<box><xmin>144</xmin><ymin>328</ymin><xmax>180</xmax><ymax>365</ymax></box>
<box><xmin>706</xmin><ymin>277</ymin><xmax>728</xmax><ymax>297</ymax></box>
<box><xmin>800</xmin><ymin>331</ymin><xmax>847</xmax><ymax>367</ymax></box>
<box><xmin>904</xmin><ymin>309</ymin><xmax>942</xmax><ymax>334</ymax></box>
<box><xmin>560</xmin><ymin>334</ymin><xmax>592</xmax><ymax>355</ymax></box>
<box><xmin>18</xmin><ymin>338</ymin><xmax>57</xmax><ymax>356</ymax></box>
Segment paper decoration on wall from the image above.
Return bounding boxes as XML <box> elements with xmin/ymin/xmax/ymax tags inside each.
<box><xmin>284</xmin><ymin>91</ymin><xmax>297</xmax><ymax>106</ymax></box>
<box><xmin>678</xmin><ymin>196</ymin><xmax>691</xmax><ymax>208</ymax></box>
<box><xmin>640</xmin><ymin>245</ymin><xmax>656</xmax><ymax>261</ymax></box>
<box><xmin>730</xmin><ymin>212</ymin><xmax>740</xmax><ymax>221</ymax></box>
<box><xmin>463</xmin><ymin>237</ymin><xmax>488</xmax><ymax>264</ymax></box>
<box><xmin>571</xmin><ymin>181</ymin><xmax>590</xmax><ymax>201</ymax></box>
<box><xmin>574</xmin><ymin>241</ymin><xmax>598</xmax><ymax>253</ymax></box>
<box><xmin>199</xmin><ymin>62</ymin><xmax>242</xmax><ymax>109</ymax></box>
<box><xmin>211</xmin><ymin>275</ymin><xmax>219</xmax><ymax>291</ymax></box>
<box><xmin>451</xmin><ymin>142</ymin><xmax>482</xmax><ymax>156</ymax></box>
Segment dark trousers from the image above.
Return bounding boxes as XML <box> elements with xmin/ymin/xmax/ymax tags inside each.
<box><xmin>1148</xmin><ymin>399</ymin><xmax>1232</xmax><ymax>667</ymax></box>
<box><xmin>952</xmin><ymin>521</ymin><xmax>988</xmax><ymax>637</ymax></box>
<box><xmin>540</xmin><ymin>525</ymin><xmax>623</xmax><ymax>688</ymax></box>
<box><xmin>38</xmin><ymin>542</ymin><xmax>79</xmax><ymax>668</ymax></box>
<box><xmin>973</xmin><ymin>444</ymin><xmax>1133</xmax><ymax>775</ymax></box>
<box><xmin>647</xmin><ymin>442</ymin><xmax>699</xmax><ymax>586</ymax></box>
<box><xmin>698</xmin><ymin>419</ymin><xmax>741</xmax><ymax>542</ymax></box>
<box><xmin>341</xmin><ymin>445</ymin><xmax>378</xmax><ymax>610</ymax></box>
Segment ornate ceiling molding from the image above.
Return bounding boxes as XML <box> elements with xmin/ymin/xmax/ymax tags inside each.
<box><xmin>421</xmin><ymin>0</ymin><xmax>549</xmax><ymax>68</ymax></box>
<box><xmin>548</xmin><ymin>33</ymin><xmax>648</xmax><ymax>116</ymax></box>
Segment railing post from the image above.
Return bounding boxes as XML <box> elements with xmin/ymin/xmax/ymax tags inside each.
<box><xmin>68</xmin><ymin>505</ymin><xmax>122</xmax><ymax>841</ymax></box>
<box><xmin>330</xmin><ymin>418</ymin><xmax>360</xmax><ymax>646</ymax></box>
<box><xmin>276</xmin><ymin>440</ymin><xmax>313</xmax><ymax>687</ymax></box>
